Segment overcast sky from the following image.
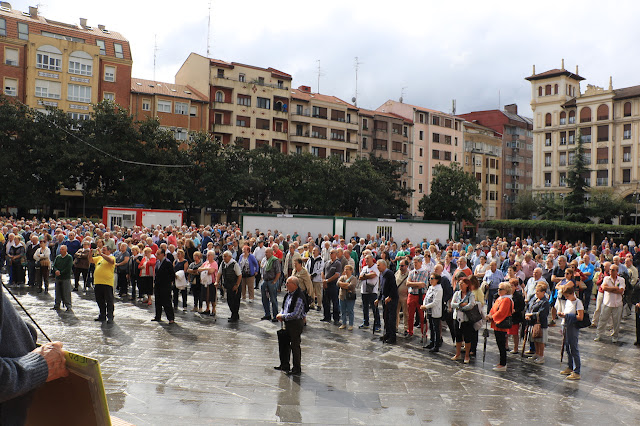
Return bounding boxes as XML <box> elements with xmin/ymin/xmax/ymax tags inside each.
<box><xmin>16</xmin><ymin>0</ymin><xmax>640</xmax><ymax>117</ymax></box>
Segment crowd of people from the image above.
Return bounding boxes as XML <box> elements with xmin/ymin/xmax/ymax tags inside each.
<box><xmin>2</xmin><ymin>217</ymin><xmax>640</xmax><ymax>381</ymax></box>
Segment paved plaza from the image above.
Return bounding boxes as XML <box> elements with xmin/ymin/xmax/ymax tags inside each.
<box><xmin>4</xmin><ymin>276</ymin><xmax>640</xmax><ymax>425</ymax></box>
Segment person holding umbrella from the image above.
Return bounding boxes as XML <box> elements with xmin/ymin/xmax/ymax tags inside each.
<box><xmin>486</xmin><ymin>282</ymin><xmax>513</xmax><ymax>372</ymax></box>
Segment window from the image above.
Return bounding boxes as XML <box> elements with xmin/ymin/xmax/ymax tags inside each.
<box><xmin>559</xmin><ymin>111</ymin><xmax>566</xmax><ymax>125</ymax></box>
<box><xmin>569</xmin><ymin>110</ymin><xmax>576</xmax><ymax>124</ymax></box>
<box><xmin>190</xmin><ymin>106</ymin><xmax>197</xmax><ymax>117</ymax></box>
<box><xmin>217</xmin><ymin>69</ymin><xmax>224</xmax><ymax>78</ymax></box>
<box><xmin>312</xmin><ymin>106</ymin><xmax>326</xmax><ymax>118</ymax></box>
<box><xmin>36</xmin><ymin>45</ymin><xmax>62</xmax><ymax>71</ymax></box>
<box><xmin>419</xmin><ymin>148</ymin><xmax>423</xmax><ymax>157</ymax></box>
<box><xmin>68</xmin><ymin>51</ymin><xmax>93</xmax><ymax>76</ymax></box>
<box><xmin>239</xmin><ymin>73</ymin><xmax>245</xmax><ymax>82</ymax></box>
<box><xmin>597</xmin><ymin>125</ymin><xmax>608</xmax><ymax>142</ymax></box>
<box><xmin>236</xmin><ymin>116</ymin><xmax>249</xmax><ymax>127</ymax></box>
<box><xmin>418</xmin><ymin>184</ymin><xmax>423</xmax><ymax>193</ymax></box>
<box><xmin>560</xmin><ymin>132</ymin><xmax>566</xmax><ymax>145</ymax></box>
<box><xmin>596</xmin><ymin>147</ymin><xmax>608</xmax><ymax>164</ymax></box>
<box><xmin>624</xmin><ymin>124</ymin><xmax>631</xmax><ymax>140</ymax></box>
<box><xmin>215</xmin><ymin>91</ymin><xmax>224</xmax><ymax>102</ymax></box>
<box><xmin>544</xmin><ymin>173</ymin><xmax>552</xmax><ymax>187</ymax></box>
<box><xmin>596</xmin><ymin>170</ymin><xmax>608</xmax><ymax>186</ymax></box>
<box><xmin>580</xmin><ymin>107</ymin><xmax>591</xmax><ymax>123</ymax></box>
<box><xmin>624</xmin><ymin>102</ymin><xmax>632</xmax><ymax>117</ymax></box>
<box><xmin>554</xmin><ymin>84</ymin><xmax>559</xmax><ymax>95</ymax></box>
<box><xmin>3</xmin><ymin>78</ymin><xmax>17</xmax><ymax>97</ymax></box>
<box><xmin>418</xmin><ymin>113</ymin><xmax>424</xmax><ymax>123</ymax></box>
<box><xmin>17</xmin><ymin>22</ymin><xmax>28</xmax><ymax>40</ymax></box>
<box><xmin>580</xmin><ymin>127</ymin><xmax>591</xmax><ymax>143</ymax></box>
<box><xmin>4</xmin><ymin>47</ymin><xmax>18</xmax><ymax>66</ymax></box>
<box><xmin>545</xmin><ymin>133</ymin><xmax>552</xmax><ymax>146</ymax></box>
<box><xmin>362</xmin><ymin>118</ymin><xmax>368</xmax><ymax>130</ymax></box>
<box><xmin>559</xmin><ymin>152</ymin><xmax>566</xmax><ymax>166</ymax></box>
<box><xmin>538</xmin><ymin>86</ymin><xmax>543</xmax><ymax>97</ymax></box>
<box><xmin>362</xmin><ymin>137</ymin><xmax>367</xmax><ymax>149</ymax></box>
<box><xmin>432</xmin><ymin>115</ymin><xmax>440</xmax><ymax>126</ymax></box>
<box><xmin>545</xmin><ymin>84</ymin><xmax>552</xmax><ymax>95</ymax></box>
<box><xmin>142</xmin><ymin>99</ymin><xmax>151</xmax><ymax>111</ymax></box>
<box><xmin>444</xmin><ymin>151</ymin><xmax>451</xmax><ymax>161</ymax></box>
<box><xmin>419</xmin><ymin>165</ymin><xmax>423</xmax><ymax>174</ymax></box>
<box><xmin>0</xmin><ymin>18</ymin><xmax>5</xmax><ymax>37</ymax></box>
<box><xmin>68</xmin><ymin>112</ymin><xmax>90</xmax><ymax>121</ymax></box>
<box><xmin>432</xmin><ymin>133</ymin><xmax>440</xmax><ymax>143</ymax></box>
<box><xmin>173</xmin><ymin>102</ymin><xmax>188</xmax><ymax>115</ymax></box>
<box><xmin>568</xmin><ymin>130</ymin><xmax>575</xmax><ymax>144</ymax></box>
<box><xmin>544</xmin><ymin>153</ymin><xmax>552</xmax><ymax>167</ymax></box>
<box><xmin>545</xmin><ymin>113</ymin><xmax>552</xmax><ymax>126</ymax></box>
<box><xmin>623</xmin><ymin>146</ymin><xmax>631</xmax><ymax>162</ymax></box>
<box><xmin>175</xmin><ymin>129</ymin><xmax>187</xmax><ymax>141</ymax></box>
<box><xmin>257</xmin><ymin>97</ymin><xmax>270</xmax><ymax>109</ymax></box>
<box><xmin>256</xmin><ymin>118</ymin><xmax>270</xmax><ymax>130</ymax></box>
<box><xmin>104</xmin><ymin>66</ymin><xmax>115</xmax><ymax>82</ymax></box>
<box><xmin>277</xmin><ymin>80</ymin><xmax>284</xmax><ymax>89</ymax></box>
<box><xmin>103</xmin><ymin>92</ymin><xmax>115</xmax><ymax>101</ymax></box>
<box><xmin>419</xmin><ymin>130</ymin><xmax>424</xmax><ymax>140</ymax></box>
<box><xmin>444</xmin><ymin>135</ymin><xmax>452</xmax><ymax>145</ymax></box>
<box><xmin>597</xmin><ymin>104</ymin><xmax>609</xmax><ymax>121</ymax></box>
<box><xmin>42</xmin><ymin>31</ymin><xmax>84</xmax><ymax>43</ymax></box>
<box><xmin>157</xmin><ymin>100</ymin><xmax>172</xmax><ymax>113</ymax></box>
<box><xmin>237</xmin><ymin>94</ymin><xmax>250</xmax><ymax>106</ymax></box>
<box><xmin>34</xmin><ymin>79</ymin><xmax>61</xmax><ymax>99</ymax></box>
<box><xmin>214</xmin><ymin>113</ymin><xmax>223</xmax><ymax>125</ymax></box>
<box><xmin>623</xmin><ymin>169</ymin><xmax>631</xmax><ymax>184</ymax></box>
<box><xmin>114</xmin><ymin>43</ymin><xmax>124</xmax><ymax>59</ymax></box>
<box><xmin>432</xmin><ymin>150</ymin><xmax>440</xmax><ymax>160</ymax></box>
<box><xmin>67</xmin><ymin>84</ymin><xmax>91</xmax><ymax>103</ymax></box>
<box><xmin>96</xmin><ymin>40</ymin><xmax>106</xmax><ymax>55</ymax></box>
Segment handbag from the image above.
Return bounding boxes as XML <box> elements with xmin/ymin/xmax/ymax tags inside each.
<box><xmin>531</xmin><ymin>323</ymin><xmax>543</xmax><ymax>338</ymax></box>
<box><xmin>465</xmin><ymin>304</ymin><xmax>483</xmax><ymax>324</ymax></box>
<box><xmin>575</xmin><ymin>311</ymin><xmax>591</xmax><ymax>329</ymax></box>
<box><xmin>494</xmin><ymin>298</ymin><xmax>513</xmax><ymax>329</ymax></box>
<box><xmin>346</xmin><ymin>291</ymin><xmax>357</xmax><ymax>301</ymax></box>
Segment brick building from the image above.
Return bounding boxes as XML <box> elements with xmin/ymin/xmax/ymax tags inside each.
<box><xmin>458</xmin><ymin>105</ymin><xmax>533</xmax><ymax>218</ymax></box>
<box><xmin>0</xmin><ymin>4</ymin><xmax>132</xmax><ymax>116</ymax></box>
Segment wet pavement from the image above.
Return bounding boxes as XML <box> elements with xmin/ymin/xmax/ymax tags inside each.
<box><xmin>4</xmin><ymin>276</ymin><xmax>640</xmax><ymax>425</ymax></box>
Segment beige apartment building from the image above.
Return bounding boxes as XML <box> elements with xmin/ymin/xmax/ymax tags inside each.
<box><xmin>376</xmin><ymin>100</ymin><xmax>464</xmax><ymax>217</ymax></box>
<box><xmin>289</xmin><ymin>85</ymin><xmax>359</xmax><ymax>161</ymax></box>
<box><xmin>463</xmin><ymin>121</ymin><xmax>503</xmax><ymax>220</ymax></box>
<box><xmin>175</xmin><ymin>53</ymin><xmax>291</xmax><ymax>152</ymax></box>
<box><xmin>527</xmin><ymin>63</ymin><xmax>640</xmax><ymax>204</ymax></box>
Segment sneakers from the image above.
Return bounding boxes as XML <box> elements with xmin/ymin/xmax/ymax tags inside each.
<box><xmin>593</xmin><ymin>336</ymin><xmax>601</xmax><ymax>342</ymax></box>
<box><xmin>534</xmin><ymin>356</ymin><xmax>545</xmax><ymax>364</ymax></box>
<box><xmin>566</xmin><ymin>372</ymin><xmax>581</xmax><ymax>380</ymax></box>
<box><xmin>492</xmin><ymin>365</ymin><xmax>506</xmax><ymax>372</ymax></box>
<box><xmin>339</xmin><ymin>324</ymin><xmax>346</xmax><ymax>330</ymax></box>
<box><xmin>358</xmin><ymin>323</ymin><xmax>369</xmax><ymax>329</ymax></box>
<box><xmin>560</xmin><ymin>367</ymin><xmax>573</xmax><ymax>375</ymax></box>
<box><xmin>348</xmin><ymin>326</ymin><xmax>353</xmax><ymax>331</ymax></box>
<box><xmin>373</xmin><ymin>326</ymin><xmax>381</xmax><ymax>333</ymax></box>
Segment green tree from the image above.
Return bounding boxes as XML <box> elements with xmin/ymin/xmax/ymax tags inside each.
<box><xmin>418</xmin><ymin>162</ymin><xmax>480</xmax><ymax>223</ymax></box>
<box><xmin>511</xmin><ymin>190</ymin><xmax>539</xmax><ymax>219</ymax></box>
<box><xmin>587</xmin><ymin>189</ymin><xmax>633</xmax><ymax>224</ymax></box>
<box><xmin>565</xmin><ymin>129</ymin><xmax>590</xmax><ymax>222</ymax></box>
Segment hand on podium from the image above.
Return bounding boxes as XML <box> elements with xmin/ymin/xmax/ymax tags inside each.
<box><xmin>33</xmin><ymin>341</ymin><xmax>69</xmax><ymax>382</ymax></box>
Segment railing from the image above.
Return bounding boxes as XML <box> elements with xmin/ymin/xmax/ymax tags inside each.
<box><xmin>624</xmin><ymin>131</ymin><xmax>631</xmax><ymax>139</ymax></box>
<box><xmin>596</xmin><ymin>178</ymin><xmax>608</xmax><ymax>186</ymax></box>
<box><xmin>293</xmin><ymin>111</ymin><xmax>311</xmax><ymax>117</ymax></box>
<box><xmin>623</xmin><ymin>154</ymin><xmax>631</xmax><ymax>162</ymax></box>
<box><xmin>596</xmin><ymin>158</ymin><xmax>608</xmax><ymax>164</ymax></box>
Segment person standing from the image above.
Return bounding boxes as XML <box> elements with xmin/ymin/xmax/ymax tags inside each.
<box><xmin>91</xmin><ymin>246</ymin><xmax>116</xmax><ymax>323</ymax></box>
<box><xmin>73</xmin><ymin>240</ymin><xmax>92</xmax><ymax>292</ymax></box>
<box><xmin>52</xmin><ymin>245</ymin><xmax>73</xmax><ymax>312</ymax></box>
<box><xmin>321</xmin><ymin>249</ymin><xmax>342</xmax><ymax>325</ymax></box>
<box><xmin>557</xmin><ymin>286</ymin><xmax>584</xmax><ymax>380</ymax></box>
<box><xmin>358</xmin><ymin>254</ymin><xmax>380</xmax><ymax>331</ymax></box>
<box><xmin>217</xmin><ymin>250</ymin><xmax>242</xmax><ymax>322</ymax></box>
<box><xmin>274</xmin><ymin>277</ymin><xmax>306</xmax><ymax>376</ymax></box>
<box><xmin>261</xmin><ymin>248</ymin><xmax>282</xmax><ymax>322</ymax></box>
<box><xmin>33</xmin><ymin>239</ymin><xmax>51</xmax><ymax>293</ymax></box>
<box><xmin>406</xmin><ymin>256</ymin><xmax>428</xmax><ymax>338</ymax></box>
<box><xmin>594</xmin><ymin>264</ymin><xmax>625</xmax><ymax>343</ymax></box>
<box><xmin>238</xmin><ymin>245</ymin><xmax>259</xmax><ymax>302</ymax></box>
<box><xmin>376</xmin><ymin>259</ymin><xmax>398</xmax><ymax>344</ymax></box>
<box><xmin>306</xmin><ymin>247</ymin><xmax>324</xmax><ymax>311</ymax></box>
<box><xmin>337</xmin><ymin>264</ymin><xmax>357</xmax><ymax>331</ymax></box>
<box><xmin>114</xmin><ymin>242</ymin><xmax>130</xmax><ymax>298</ymax></box>
<box><xmin>421</xmin><ymin>273</ymin><xmax>443</xmax><ymax>352</ymax></box>
<box><xmin>25</xmin><ymin>235</ymin><xmax>39</xmax><ymax>287</ymax></box>
<box><xmin>486</xmin><ymin>282</ymin><xmax>513</xmax><ymax>372</ymax></box>
<box><xmin>481</xmin><ymin>261</ymin><xmax>504</xmax><ymax>313</ymax></box>
<box><xmin>152</xmin><ymin>248</ymin><xmax>175</xmax><ymax>324</ymax></box>
<box><xmin>395</xmin><ymin>260</ymin><xmax>410</xmax><ymax>334</ymax></box>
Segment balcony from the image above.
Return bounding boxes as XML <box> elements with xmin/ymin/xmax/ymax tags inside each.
<box><xmin>596</xmin><ymin>158</ymin><xmax>608</xmax><ymax>164</ymax></box>
<box><xmin>211</xmin><ymin>123</ymin><xmax>234</xmax><ymax>133</ymax></box>
<box><xmin>581</xmin><ymin>136</ymin><xmax>591</xmax><ymax>143</ymax></box>
<box><xmin>624</xmin><ymin>131</ymin><xmax>632</xmax><ymax>140</ymax></box>
<box><xmin>544</xmin><ymin>181</ymin><xmax>552</xmax><ymax>187</ymax></box>
<box><xmin>596</xmin><ymin>178</ymin><xmax>608</xmax><ymax>186</ymax></box>
<box><xmin>623</xmin><ymin>154</ymin><xmax>631</xmax><ymax>162</ymax></box>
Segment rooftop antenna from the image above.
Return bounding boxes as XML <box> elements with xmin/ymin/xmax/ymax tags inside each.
<box><xmin>316</xmin><ymin>60</ymin><xmax>324</xmax><ymax>93</ymax></box>
<box><xmin>400</xmin><ymin>87</ymin><xmax>407</xmax><ymax>103</ymax></box>
<box><xmin>452</xmin><ymin>99</ymin><xmax>456</xmax><ymax>115</ymax></box>
<box><xmin>153</xmin><ymin>35</ymin><xmax>158</xmax><ymax>81</ymax></box>
<box><xmin>353</xmin><ymin>56</ymin><xmax>363</xmax><ymax>106</ymax></box>
<box><xmin>206</xmin><ymin>0</ymin><xmax>212</xmax><ymax>57</ymax></box>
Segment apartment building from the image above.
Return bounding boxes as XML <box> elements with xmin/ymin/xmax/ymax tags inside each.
<box><xmin>130</xmin><ymin>78</ymin><xmax>208</xmax><ymax>140</ymax></box>
<box><xmin>358</xmin><ymin>108</ymin><xmax>412</xmax><ymax>177</ymax></box>
<box><xmin>526</xmin><ymin>63</ymin><xmax>640</xmax><ymax>204</ymax></box>
<box><xmin>288</xmin><ymin>85</ymin><xmax>359</xmax><ymax>161</ymax></box>
<box><xmin>463</xmin><ymin>121</ymin><xmax>503</xmax><ymax>221</ymax></box>
<box><xmin>376</xmin><ymin>100</ymin><xmax>464</xmax><ymax>217</ymax></box>
<box><xmin>175</xmin><ymin>53</ymin><xmax>291</xmax><ymax>152</ymax></box>
<box><xmin>0</xmin><ymin>4</ymin><xmax>132</xmax><ymax>117</ymax></box>
<box><xmin>458</xmin><ymin>105</ymin><xmax>533</xmax><ymax>218</ymax></box>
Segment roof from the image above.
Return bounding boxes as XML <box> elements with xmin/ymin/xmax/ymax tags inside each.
<box><xmin>357</xmin><ymin>108</ymin><xmax>412</xmax><ymax>123</ymax></box>
<box><xmin>378</xmin><ymin>100</ymin><xmax>461</xmax><ymax>120</ymax></box>
<box><xmin>613</xmin><ymin>85</ymin><xmax>640</xmax><ymax>101</ymax></box>
<box><xmin>0</xmin><ymin>7</ymin><xmax>129</xmax><ymax>42</ymax></box>
<box><xmin>208</xmin><ymin>59</ymin><xmax>292</xmax><ymax>79</ymax></box>
<box><xmin>131</xmin><ymin>78</ymin><xmax>208</xmax><ymax>102</ymax></box>
<box><xmin>463</xmin><ymin>120</ymin><xmax>503</xmax><ymax>137</ymax></box>
<box><xmin>525</xmin><ymin>69</ymin><xmax>585</xmax><ymax>82</ymax></box>
<box><xmin>290</xmin><ymin>89</ymin><xmax>358</xmax><ymax>110</ymax></box>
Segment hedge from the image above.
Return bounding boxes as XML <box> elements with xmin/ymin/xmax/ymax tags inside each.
<box><xmin>483</xmin><ymin>220</ymin><xmax>640</xmax><ymax>234</ymax></box>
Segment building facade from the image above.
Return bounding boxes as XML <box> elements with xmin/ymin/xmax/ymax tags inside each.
<box><xmin>130</xmin><ymin>78</ymin><xmax>208</xmax><ymax>140</ymax></box>
<box><xmin>458</xmin><ymin>105</ymin><xmax>533</xmax><ymax>218</ymax></box>
<box><xmin>526</xmin><ymin>64</ymin><xmax>640</xmax><ymax>204</ymax></box>
<box><xmin>376</xmin><ymin>100</ymin><xmax>464</xmax><ymax>217</ymax></box>
<box><xmin>0</xmin><ymin>4</ymin><xmax>132</xmax><ymax>116</ymax></box>
<box><xmin>175</xmin><ymin>53</ymin><xmax>291</xmax><ymax>152</ymax></box>
<box><xmin>289</xmin><ymin>85</ymin><xmax>359</xmax><ymax>160</ymax></box>
<box><xmin>462</xmin><ymin>121</ymin><xmax>503</xmax><ymax>221</ymax></box>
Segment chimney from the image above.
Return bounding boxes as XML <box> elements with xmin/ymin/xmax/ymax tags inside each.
<box><xmin>79</xmin><ymin>18</ymin><xmax>87</xmax><ymax>28</ymax></box>
<box><xmin>0</xmin><ymin>2</ymin><xmax>11</xmax><ymax>11</ymax></box>
<box><xmin>98</xmin><ymin>24</ymin><xmax>106</xmax><ymax>31</ymax></box>
<box><xmin>561</xmin><ymin>58</ymin><xmax>565</xmax><ymax>70</ymax></box>
<box><xmin>576</xmin><ymin>65</ymin><xmax>579</xmax><ymax>75</ymax></box>
<box><xmin>297</xmin><ymin>85</ymin><xmax>311</xmax><ymax>93</ymax></box>
<box><xmin>28</xmin><ymin>5</ymin><xmax>37</xmax><ymax>17</ymax></box>
<box><xmin>532</xmin><ymin>64</ymin><xmax>535</xmax><ymax>75</ymax></box>
<box><xmin>504</xmin><ymin>104</ymin><xmax>518</xmax><ymax>115</ymax></box>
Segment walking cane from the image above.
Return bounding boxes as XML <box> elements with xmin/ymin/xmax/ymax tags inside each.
<box><xmin>482</xmin><ymin>321</ymin><xmax>489</xmax><ymax>365</ymax></box>
<box><xmin>560</xmin><ymin>326</ymin><xmax>566</xmax><ymax>363</ymax></box>
<box><xmin>521</xmin><ymin>323</ymin><xmax>529</xmax><ymax>357</ymax></box>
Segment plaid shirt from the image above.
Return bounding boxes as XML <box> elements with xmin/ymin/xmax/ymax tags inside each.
<box><xmin>407</xmin><ymin>267</ymin><xmax>429</xmax><ymax>295</ymax></box>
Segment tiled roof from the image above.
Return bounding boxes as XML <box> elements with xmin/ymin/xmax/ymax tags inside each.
<box><xmin>524</xmin><ymin>69</ymin><xmax>585</xmax><ymax>81</ymax></box>
<box><xmin>0</xmin><ymin>8</ymin><xmax>129</xmax><ymax>42</ymax></box>
<box><xmin>379</xmin><ymin>100</ymin><xmax>460</xmax><ymax>119</ymax></box>
<box><xmin>209</xmin><ymin>59</ymin><xmax>292</xmax><ymax>79</ymax></box>
<box><xmin>613</xmin><ymin>85</ymin><xmax>640</xmax><ymax>101</ymax></box>
<box><xmin>357</xmin><ymin>108</ymin><xmax>411</xmax><ymax>122</ymax></box>
<box><xmin>290</xmin><ymin>89</ymin><xmax>358</xmax><ymax>109</ymax></box>
<box><xmin>131</xmin><ymin>78</ymin><xmax>208</xmax><ymax>102</ymax></box>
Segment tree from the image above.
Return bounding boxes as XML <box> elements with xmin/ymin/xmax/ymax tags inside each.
<box><xmin>510</xmin><ymin>190</ymin><xmax>539</xmax><ymax>219</ymax></box>
<box><xmin>587</xmin><ymin>189</ymin><xmax>633</xmax><ymax>224</ymax></box>
<box><xmin>565</xmin><ymin>129</ymin><xmax>590</xmax><ymax>222</ymax></box>
<box><xmin>419</xmin><ymin>162</ymin><xmax>481</xmax><ymax>223</ymax></box>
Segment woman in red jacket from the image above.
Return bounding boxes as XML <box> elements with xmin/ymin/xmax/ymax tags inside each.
<box><xmin>139</xmin><ymin>247</ymin><xmax>156</xmax><ymax>306</ymax></box>
<box><xmin>486</xmin><ymin>282</ymin><xmax>513</xmax><ymax>372</ymax></box>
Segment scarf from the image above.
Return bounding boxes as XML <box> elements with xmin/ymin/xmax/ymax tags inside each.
<box><xmin>265</xmin><ymin>255</ymin><xmax>277</xmax><ymax>272</ymax></box>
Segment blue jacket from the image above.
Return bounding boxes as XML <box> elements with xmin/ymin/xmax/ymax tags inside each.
<box><xmin>240</xmin><ymin>253</ymin><xmax>259</xmax><ymax>276</ymax></box>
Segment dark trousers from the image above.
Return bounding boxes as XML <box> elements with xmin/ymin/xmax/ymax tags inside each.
<box><xmin>226</xmin><ymin>286</ymin><xmax>241</xmax><ymax>319</ymax></box>
<box><xmin>27</xmin><ymin>260</ymin><xmax>37</xmax><ymax>286</ymax></box>
<box><xmin>172</xmin><ymin>285</ymin><xmax>188</xmax><ymax>309</ymax></box>
<box><xmin>95</xmin><ymin>284</ymin><xmax>115</xmax><ymax>321</ymax></box>
<box><xmin>428</xmin><ymin>316</ymin><xmax>441</xmax><ymax>347</ymax></box>
<box><xmin>323</xmin><ymin>284</ymin><xmax>340</xmax><ymax>321</ymax></box>
<box><xmin>361</xmin><ymin>293</ymin><xmax>380</xmax><ymax>327</ymax></box>
<box><xmin>130</xmin><ymin>276</ymin><xmax>138</xmax><ymax>300</ymax></box>
<box><xmin>635</xmin><ymin>305</ymin><xmax>640</xmax><ymax>344</ymax></box>
<box><xmin>494</xmin><ymin>330</ymin><xmax>507</xmax><ymax>366</ymax></box>
<box><xmin>582</xmin><ymin>280</ymin><xmax>593</xmax><ymax>311</ymax></box>
<box><xmin>255</xmin><ymin>270</ymin><xmax>261</xmax><ymax>289</ymax></box>
<box><xmin>192</xmin><ymin>283</ymin><xmax>202</xmax><ymax>309</ymax></box>
<box><xmin>35</xmin><ymin>267</ymin><xmax>49</xmax><ymax>291</ymax></box>
<box><xmin>486</xmin><ymin>288</ymin><xmax>498</xmax><ymax>313</ymax></box>
<box><xmin>277</xmin><ymin>319</ymin><xmax>304</xmax><ymax>371</ymax></box>
<box><xmin>74</xmin><ymin>267</ymin><xmax>89</xmax><ymax>290</ymax></box>
<box><xmin>441</xmin><ymin>306</ymin><xmax>456</xmax><ymax>342</ymax></box>
<box><xmin>117</xmin><ymin>272</ymin><xmax>128</xmax><ymax>295</ymax></box>
<box><xmin>470</xmin><ymin>328</ymin><xmax>479</xmax><ymax>354</ymax></box>
<box><xmin>383</xmin><ymin>299</ymin><xmax>398</xmax><ymax>341</ymax></box>
<box><xmin>155</xmin><ymin>286</ymin><xmax>175</xmax><ymax>321</ymax></box>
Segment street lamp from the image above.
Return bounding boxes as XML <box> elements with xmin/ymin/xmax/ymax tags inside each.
<box><xmin>503</xmin><ymin>193</ymin><xmax>508</xmax><ymax>219</ymax></box>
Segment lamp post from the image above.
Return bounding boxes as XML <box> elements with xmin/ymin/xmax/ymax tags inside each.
<box><xmin>560</xmin><ymin>193</ymin><xmax>565</xmax><ymax>221</ymax></box>
<box><xmin>503</xmin><ymin>193</ymin><xmax>508</xmax><ymax>219</ymax></box>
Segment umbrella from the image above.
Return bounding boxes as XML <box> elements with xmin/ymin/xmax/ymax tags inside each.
<box><xmin>482</xmin><ymin>321</ymin><xmax>490</xmax><ymax>364</ymax></box>
<box><xmin>521</xmin><ymin>324</ymin><xmax>529</xmax><ymax>357</ymax></box>
<box><xmin>560</xmin><ymin>327</ymin><xmax>566</xmax><ymax>363</ymax></box>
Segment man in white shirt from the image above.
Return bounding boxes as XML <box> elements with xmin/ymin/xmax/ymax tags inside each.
<box><xmin>524</xmin><ymin>268</ymin><xmax>549</xmax><ymax>303</ymax></box>
<box><xmin>359</xmin><ymin>255</ymin><xmax>380</xmax><ymax>331</ymax></box>
<box><xmin>595</xmin><ymin>264</ymin><xmax>626</xmax><ymax>343</ymax></box>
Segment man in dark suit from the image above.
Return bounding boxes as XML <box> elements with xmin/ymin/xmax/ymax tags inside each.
<box><xmin>376</xmin><ymin>259</ymin><xmax>398</xmax><ymax>344</ymax></box>
<box><xmin>152</xmin><ymin>248</ymin><xmax>175</xmax><ymax>324</ymax></box>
